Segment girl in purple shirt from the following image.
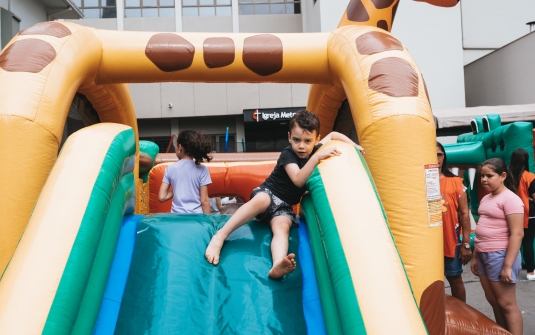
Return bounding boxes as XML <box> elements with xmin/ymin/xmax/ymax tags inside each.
<box><xmin>471</xmin><ymin>158</ymin><xmax>524</xmax><ymax>335</ymax></box>
<box><xmin>158</xmin><ymin>130</ymin><xmax>213</xmax><ymax>214</ymax></box>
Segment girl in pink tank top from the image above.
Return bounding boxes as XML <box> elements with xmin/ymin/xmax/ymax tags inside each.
<box><xmin>470</xmin><ymin>158</ymin><xmax>524</xmax><ymax>335</ymax></box>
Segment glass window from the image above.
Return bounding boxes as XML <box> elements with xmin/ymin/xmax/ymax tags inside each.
<box><xmin>142</xmin><ymin>8</ymin><xmax>159</xmax><ymax>17</ymax></box>
<box><xmin>238</xmin><ymin>4</ymin><xmax>253</xmax><ymax>14</ymax></box>
<box><xmin>79</xmin><ymin>0</ymin><xmax>117</xmax><ymax>18</ymax></box>
<box><xmin>216</xmin><ymin>0</ymin><xmax>231</xmax><ymax>5</ymax></box>
<box><xmin>271</xmin><ymin>3</ymin><xmax>284</xmax><ymax>14</ymax></box>
<box><xmin>199</xmin><ymin>6</ymin><xmax>216</xmax><ymax>16</ymax></box>
<box><xmin>183</xmin><ymin>0</ymin><xmax>197</xmax><ymax>5</ymax></box>
<box><xmin>159</xmin><ymin>7</ymin><xmax>175</xmax><ymax>16</ymax></box>
<box><xmin>182</xmin><ymin>7</ymin><xmax>198</xmax><ymax>16</ymax></box>
<box><xmin>125</xmin><ymin>8</ymin><xmax>141</xmax><ymax>17</ymax></box>
<box><xmin>216</xmin><ymin>6</ymin><xmax>232</xmax><ymax>15</ymax></box>
<box><xmin>255</xmin><ymin>4</ymin><xmax>269</xmax><ymax>14</ymax></box>
<box><xmin>124</xmin><ymin>0</ymin><xmax>176</xmax><ymax>18</ymax></box>
<box><xmin>237</xmin><ymin>0</ymin><xmax>300</xmax><ymax>15</ymax></box>
<box><xmin>84</xmin><ymin>0</ymin><xmax>99</xmax><ymax>6</ymax></box>
<box><xmin>83</xmin><ymin>9</ymin><xmax>100</xmax><ymax>18</ymax></box>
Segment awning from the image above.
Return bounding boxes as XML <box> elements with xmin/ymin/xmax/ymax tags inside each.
<box><xmin>433</xmin><ymin>104</ymin><xmax>535</xmax><ymax>128</ymax></box>
<box><xmin>39</xmin><ymin>0</ymin><xmax>83</xmax><ymax>20</ymax></box>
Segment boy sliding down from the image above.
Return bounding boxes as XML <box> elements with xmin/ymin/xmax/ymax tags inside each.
<box><xmin>205</xmin><ymin>110</ymin><xmax>364</xmax><ymax>278</ymax></box>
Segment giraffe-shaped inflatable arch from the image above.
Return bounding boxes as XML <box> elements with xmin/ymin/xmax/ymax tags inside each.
<box><xmin>0</xmin><ymin>1</ymin><xmax>506</xmax><ymax>334</ymax></box>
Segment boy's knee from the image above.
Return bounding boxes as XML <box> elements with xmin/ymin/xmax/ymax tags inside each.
<box><xmin>270</xmin><ymin>216</ymin><xmax>292</xmax><ymax>232</ymax></box>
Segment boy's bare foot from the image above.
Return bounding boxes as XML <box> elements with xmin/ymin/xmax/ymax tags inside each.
<box><xmin>205</xmin><ymin>233</ymin><xmax>225</xmax><ymax>265</ymax></box>
<box><xmin>268</xmin><ymin>253</ymin><xmax>296</xmax><ymax>279</ymax></box>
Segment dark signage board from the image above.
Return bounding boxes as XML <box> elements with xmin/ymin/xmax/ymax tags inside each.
<box><xmin>243</xmin><ymin>107</ymin><xmax>305</xmax><ymax>123</ymax></box>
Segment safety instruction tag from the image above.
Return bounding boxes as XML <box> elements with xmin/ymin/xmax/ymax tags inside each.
<box><xmin>425</xmin><ymin>163</ymin><xmax>442</xmax><ymax>227</ymax></box>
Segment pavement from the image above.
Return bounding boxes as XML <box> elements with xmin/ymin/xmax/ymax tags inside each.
<box><xmin>445</xmin><ymin>263</ymin><xmax>535</xmax><ymax>334</ymax></box>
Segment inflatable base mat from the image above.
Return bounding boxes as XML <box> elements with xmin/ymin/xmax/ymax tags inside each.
<box><xmin>115</xmin><ymin>214</ymin><xmax>306</xmax><ymax>334</ymax></box>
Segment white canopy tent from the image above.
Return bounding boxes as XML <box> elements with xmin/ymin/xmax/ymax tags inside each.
<box><xmin>433</xmin><ymin>104</ymin><xmax>535</xmax><ymax>129</ymax></box>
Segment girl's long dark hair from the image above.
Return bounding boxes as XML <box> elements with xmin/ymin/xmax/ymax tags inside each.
<box><xmin>176</xmin><ymin>130</ymin><xmax>213</xmax><ymax>165</ymax></box>
<box><xmin>481</xmin><ymin>158</ymin><xmax>516</xmax><ymax>192</ymax></box>
<box><xmin>436</xmin><ymin>142</ymin><xmax>456</xmax><ymax>177</ymax></box>
<box><xmin>509</xmin><ymin>148</ymin><xmax>530</xmax><ymax>193</ymax></box>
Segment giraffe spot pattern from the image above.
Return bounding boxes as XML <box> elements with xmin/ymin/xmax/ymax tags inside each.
<box><xmin>370</xmin><ymin>0</ymin><xmax>396</xmax><ymax>9</ymax></box>
<box><xmin>19</xmin><ymin>22</ymin><xmax>71</xmax><ymax>38</ymax></box>
<box><xmin>203</xmin><ymin>37</ymin><xmax>235</xmax><ymax>68</ymax></box>
<box><xmin>356</xmin><ymin>31</ymin><xmax>403</xmax><ymax>55</ymax></box>
<box><xmin>346</xmin><ymin>0</ymin><xmax>370</xmax><ymax>22</ymax></box>
<box><xmin>0</xmin><ymin>39</ymin><xmax>56</xmax><ymax>73</ymax></box>
<box><xmin>145</xmin><ymin>33</ymin><xmax>195</xmax><ymax>72</ymax></box>
<box><xmin>377</xmin><ymin>20</ymin><xmax>389</xmax><ymax>31</ymax></box>
<box><xmin>419</xmin><ymin>280</ymin><xmax>445</xmax><ymax>335</ymax></box>
<box><xmin>368</xmin><ymin>57</ymin><xmax>419</xmax><ymax>97</ymax></box>
<box><xmin>242</xmin><ymin>34</ymin><xmax>283</xmax><ymax>76</ymax></box>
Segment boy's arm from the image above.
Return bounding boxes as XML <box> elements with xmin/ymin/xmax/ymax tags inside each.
<box><xmin>158</xmin><ymin>182</ymin><xmax>173</xmax><ymax>203</ymax></box>
<box><xmin>284</xmin><ymin>147</ymin><xmax>341</xmax><ymax>187</ymax></box>
<box><xmin>321</xmin><ymin>131</ymin><xmax>365</xmax><ymax>155</ymax></box>
<box><xmin>200</xmin><ymin>185</ymin><xmax>211</xmax><ymax>214</ymax></box>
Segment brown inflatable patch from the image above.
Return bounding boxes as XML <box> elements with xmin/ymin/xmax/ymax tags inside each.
<box><xmin>377</xmin><ymin>20</ymin><xmax>389</xmax><ymax>31</ymax></box>
<box><xmin>145</xmin><ymin>33</ymin><xmax>195</xmax><ymax>72</ymax></box>
<box><xmin>370</xmin><ymin>0</ymin><xmax>396</xmax><ymax>9</ymax></box>
<box><xmin>368</xmin><ymin>57</ymin><xmax>419</xmax><ymax>97</ymax></box>
<box><xmin>19</xmin><ymin>22</ymin><xmax>71</xmax><ymax>38</ymax></box>
<box><xmin>346</xmin><ymin>0</ymin><xmax>370</xmax><ymax>22</ymax></box>
<box><xmin>0</xmin><ymin>39</ymin><xmax>56</xmax><ymax>73</ymax></box>
<box><xmin>445</xmin><ymin>295</ymin><xmax>510</xmax><ymax>335</ymax></box>
<box><xmin>420</xmin><ymin>281</ymin><xmax>445</xmax><ymax>335</ymax></box>
<box><xmin>242</xmin><ymin>34</ymin><xmax>283</xmax><ymax>76</ymax></box>
<box><xmin>203</xmin><ymin>37</ymin><xmax>235</xmax><ymax>68</ymax></box>
<box><xmin>356</xmin><ymin>31</ymin><xmax>403</xmax><ymax>55</ymax></box>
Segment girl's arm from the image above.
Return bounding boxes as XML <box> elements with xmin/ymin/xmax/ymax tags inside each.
<box><xmin>216</xmin><ymin>197</ymin><xmax>223</xmax><ymax>211</ymax></box>
<box><xmin>158</xmin><ymin>182</ymin><xmax>173</xmax><ymax>203</ymax></box>
<box><xmin>320</xmin><ymin>131</ymin><xmax>365</xmax><ymax>155</ymax></box>
<box><xmin>501</xmin><ymin>213</ymin><xmax>524</xmax><ymax>283</ymax></box>
<box><xmin>457</xmin><ymin>192</ymin><xmax>472</xmax><ymax>265</ymax></box>
<box><xmin>200</xmin><ymin>185</ymin><xmax>211</xmax><ymax>214</ymax></box>
<box><xmin>470</xmin><ymin>249</ymin><xmax>479</xmax><ymax>276</ymax></box>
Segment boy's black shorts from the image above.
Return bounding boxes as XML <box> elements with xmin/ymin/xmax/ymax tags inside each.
<box><xmin>250</xmin><ymin>187</ymin><xmax>298</xmax><ymax>227</ymax></box>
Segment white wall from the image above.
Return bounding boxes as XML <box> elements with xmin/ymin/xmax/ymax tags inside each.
<box><xmin>461</xmin><ymin>0</ymin><xmax>535</xmax><ymax>65</ymax></box>
<box><xmin>65</xmin><ymin>18</ymin><xmax>117</xmax><ymax>30</ymax></box>
<box><xmin>8</xmin><ymin>0</ymin><xmax>46</xmax><ymax>29</ymax></box>
<box><xmin>392</xmin><ymin>1</ymin><xmax>465</xmax><ymax>109</ymax></box>
<box><xmin>464</xmin><ymin>31</ymin><xmax>535</xmax><ymax>107</ymax></box>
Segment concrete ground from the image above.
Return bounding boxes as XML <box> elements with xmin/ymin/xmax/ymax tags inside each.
<box><xmin>445</xmin><ymin>263</ymin><xmax>535</xmax><ymax>335</ymax></box>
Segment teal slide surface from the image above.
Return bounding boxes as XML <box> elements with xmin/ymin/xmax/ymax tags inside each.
<box><xmin>115</xmin><ymin>214</ymin><xmax>307</xmax><ymax>334</ymax></box>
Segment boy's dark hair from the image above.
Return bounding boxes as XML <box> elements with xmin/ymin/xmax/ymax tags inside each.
<box><xmin>509</xmin><ymin>148</ymin><xmax>530</xmax><ymax>193</ymax></box>
<box><xmin>288</xmin><ymin>110</ymin><xmax>320</xmax><ymax>135</ymax></box>
<box><xmin>176</xmin><ymin>130</ymin><xmax>213</xmax><ymax>165</ymax></box>
<box><xmin>436</xmin><ymin>141</ymin><xmax>456</xmax><ymax>178</ymax></box>
<box><xmin>481</xmin><ymin>158</ymin><xmax>515</xmax><ymax>192</ymax></box>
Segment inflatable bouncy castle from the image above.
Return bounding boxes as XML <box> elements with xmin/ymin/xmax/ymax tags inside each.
<box><xmin>0</xmin><ymin>0</ymin><xmax>512</xmax><ymax>334</ymax></box>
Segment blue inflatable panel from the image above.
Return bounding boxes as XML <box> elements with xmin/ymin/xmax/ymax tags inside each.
<box><xmin>93</xmin><ymin>214</ymin><xmax>143</xmax><ymax>335</ymax></box>
<box><xmin>298</xmin><ymin>217</ymin><xmax>327</xmax><ymax>335</ymax></box>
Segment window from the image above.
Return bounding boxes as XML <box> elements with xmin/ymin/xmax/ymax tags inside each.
<box><xmin>238</xmin><ymin>0</ymin><xmax>300</xmax><ymax>15</ymax></box>
<box><xmin>182</xmin><ymin>0</ymin><xmax>232</xmax><ymax>17</ymax></box>
<box><xmin>74</xmin><ymin>0</ymin><xmax>117</xmax><ymax>18</ymax></box>
<box><xmin>125</xmin><ymin>0</ymin><xmax>176</xmax><ymax>17</ymax></box>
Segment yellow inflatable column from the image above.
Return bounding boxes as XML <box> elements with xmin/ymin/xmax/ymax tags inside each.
<box><xmin>328</xmin><ymin>25</ymin><xmax>444</xmax><ymax>334</ymax></box>
<box><xmin>0</xmin><ymin>22</ymin><xmax>138</xmax><ymax>274</ymax></box>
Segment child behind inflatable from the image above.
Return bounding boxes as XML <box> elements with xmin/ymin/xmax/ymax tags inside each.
<box><xmin>158</xmin><ymin>130</ymin><xmax>213</xmax><ymax>214</ymax></box>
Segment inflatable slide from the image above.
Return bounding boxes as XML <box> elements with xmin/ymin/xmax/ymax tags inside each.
<box><xmin>0</xmin><ymin>0</ymin><xmax>513</xmax><ymax>334</ymax></box>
